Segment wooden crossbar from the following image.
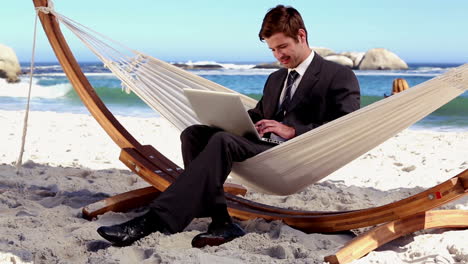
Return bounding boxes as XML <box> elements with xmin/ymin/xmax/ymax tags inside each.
<box><xmin>84</xmin><ymin>145</ymin><xmax>468</xmax><ymax>233</ymax></box>
<box><xmin>324</xmin><ymin>210</ymin><xmax>468</xmax><ymax>264</ymax></box>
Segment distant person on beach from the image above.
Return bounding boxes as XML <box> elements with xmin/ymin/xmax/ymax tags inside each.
<box><xmin>97</xmin><ymin>5</ymin><xmax>360</xmax><ymax>248</ymax></box>
<box><xmin>385</xmin><ymin>78</ymin><xmax>409</xmax><ymax>97</ymax></box>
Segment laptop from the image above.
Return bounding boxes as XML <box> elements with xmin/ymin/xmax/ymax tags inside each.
<box><xmin>183</xmin><ymin>88</ymin><xmax>283</xmax><ymax>145</ymax></box>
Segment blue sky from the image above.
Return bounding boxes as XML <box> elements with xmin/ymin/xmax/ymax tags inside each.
<box><xmin>3</xmin><ymin>0</ymin><xmax>468</xmax><ymax>63</ymax></box>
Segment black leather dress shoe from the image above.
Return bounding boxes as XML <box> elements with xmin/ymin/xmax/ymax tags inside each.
<box><xmin>97</xmin><ymin>211</ymin><xmax>166</xmax><ymax>246</ymax></box>
<box><xmin>191</xmin><ymin>221</ymin><xmax>245</xmax><ymax>248</ymax></box>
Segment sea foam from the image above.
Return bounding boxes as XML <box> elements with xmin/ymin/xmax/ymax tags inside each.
<box><xmin>0</xmin><ymin>77</ymin><xmax>72</xmax><ymax>99</ymax></box>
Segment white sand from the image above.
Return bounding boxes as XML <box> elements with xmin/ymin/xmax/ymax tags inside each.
<box><xmin>0</xmin><ymin>109</ymin><xmax>466</xmax><ymax>264</ymax></box>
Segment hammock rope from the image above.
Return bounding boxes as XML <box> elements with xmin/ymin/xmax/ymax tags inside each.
<box><xmin>35</xmin><ymin>6</ymin><xmax>468</xmax><ymax>195</ymax></box>
<box><xmin>15</xmin><ymin>9</ymin><xmax>42</xmax><ymax>172</ymax></box>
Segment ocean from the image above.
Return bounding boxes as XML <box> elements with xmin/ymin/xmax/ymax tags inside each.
<box><xmin>1</xmin><ymin>61</ymin><xmax>467</xmax><ymax>131</ymax></box>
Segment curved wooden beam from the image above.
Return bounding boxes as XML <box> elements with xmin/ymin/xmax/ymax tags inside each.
<box><xmin>324</xmin><ymin>210</ymin><xmax>468</xmax><ymax>264</ymax></box>
<box><xmin>82</xmin><ymin>186</ymin><xmax>160</xmax><ymax>220</ymax></box>
<box><xmin>86</xmin><ymin>143</ymin><xmax>468</xmax><ymax>232</ymax></box>
<box><xmin>33</xmin><ymin>0</ymin><xmax>141</xmax><ymax>150</ymax></box>
<box><xmin>227</xmin><ymin>169</ymin><xmax>467</xmax><ymax>221</ymax></box>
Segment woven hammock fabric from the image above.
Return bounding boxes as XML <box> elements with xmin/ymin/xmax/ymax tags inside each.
<box><xmin>44</xmin><ymin>8</ymin><xmax>468</xmax><ymax>195</ymax></box>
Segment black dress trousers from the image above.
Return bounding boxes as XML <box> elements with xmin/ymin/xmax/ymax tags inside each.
<box><xmin>150</xmin><ymin>125</ymin><xmax>273</xmax><ymax>233</ymax></box>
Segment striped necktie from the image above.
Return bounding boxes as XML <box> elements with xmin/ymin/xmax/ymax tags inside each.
<box><xmin>275</xmin><ymin>70</ymin><xmax>299</xmax><ymax>121</ymax></box>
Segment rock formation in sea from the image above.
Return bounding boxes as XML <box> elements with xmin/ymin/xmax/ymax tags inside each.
<box><xmin>311</xmin><ymin>47</ymin><xmax>335</xmax><ymax>57</ymax></box>
<box><xmin>340</xmin><ymin>51</ymin><xmax>365</xmax><ymax>68</ymax></box>
<box><xmin>324</xmin><ymin>55</ymin><xmax>354</xmax><ymax>68</ymax></box>
<box><xmin>252</xmin><ymin>61</ymin><xmax>281</xmax><ymax>69</ymax></box>
<box><xmin>358</xmin><ymin>48</ymin><xmax>408</xmax><ymax>70</ymax></box>
<box><xmin>171</xmin><ymin>63</ymin><xmax>223</xmax><ymax>70</ymax></box>
<box><xmin>168</xmin><ymin>47</ymin><xmax>408</xmax><ymax>71</ymax></box>
<box><xmin>253</xmin><ymin>47</ymin><xmax>408</xmax><ymax>70</ymax></box>
<box><xmin>0</xmin><ymin>43</ymin><xmax>21</xmax><ymax>83</ymax></box>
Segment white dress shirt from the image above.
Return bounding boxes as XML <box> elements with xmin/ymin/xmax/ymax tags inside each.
<box><xmin>278</xmin><ymin>50</ymin><xmax>315</xmax><ymax>105</ymax></box>
<box><xmin>270</xmin><ymin>50</ymin><xmax>315</xmax><ymax>142</ymax></box>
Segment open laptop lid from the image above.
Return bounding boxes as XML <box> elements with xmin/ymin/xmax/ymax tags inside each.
<box><xmin>183</xmin><ymin>88</ymin><xmax>261</xmax><ymax>140</ymax></box>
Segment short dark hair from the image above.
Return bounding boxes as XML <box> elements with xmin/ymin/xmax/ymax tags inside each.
<box><xmin>259</xmin><ymin>5</ymin><xmax>308</xmax><ymax>43</ymax></box>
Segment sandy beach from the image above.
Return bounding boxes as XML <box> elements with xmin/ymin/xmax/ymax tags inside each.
<box><xmin>0</xmin><ymin>109</ymin><xmax>467</xmax><ymax>263</ymax></box>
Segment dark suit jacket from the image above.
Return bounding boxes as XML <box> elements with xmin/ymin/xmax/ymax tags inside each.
<box><xmin>248</xmin><ymin>54</ymin><xmax>360</xmax><ymax>136</ymax></box>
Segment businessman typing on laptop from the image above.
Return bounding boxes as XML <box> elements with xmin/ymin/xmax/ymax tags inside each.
<box><xmin>97</xmin><ymin>5</ymin><xmax>360</xmax><ymax>249</ymax></box>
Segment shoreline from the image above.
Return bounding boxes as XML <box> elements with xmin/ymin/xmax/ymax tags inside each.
<box><xmin>1</xmin><ymin>109</ymin><xmax>467</xmax><ymax>263</ymax></box>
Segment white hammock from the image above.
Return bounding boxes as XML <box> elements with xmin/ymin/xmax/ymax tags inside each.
<box><xmin>41</xmin><ymin>7</ymin><xmax>468</xmax><ymax>195</ymax></box>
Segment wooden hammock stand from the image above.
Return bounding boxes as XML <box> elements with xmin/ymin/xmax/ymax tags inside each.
<box><xmin>33</xmin><ymin>1</ymin><xmax>468</xmax><ymax>263</ymax></box>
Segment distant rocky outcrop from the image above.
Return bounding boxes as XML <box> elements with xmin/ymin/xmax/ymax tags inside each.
<box><xmin>324</xmin><ymin>55</ymin><xmax>353</xmax><ymax>68</ymax></box>
<box><xmin>358</xmin><ymin>48</ymin><xmax>408</xmax><ymax>70</ymax></box>
<box><xmin>0</xmin><ymin>44</ymin><xmax>21</xmax><ymax>83</ymax></box>
<box><xmin>340</xmin><ymin>52</ymin><xmax>365</xmax><ymax>68</ymax></box>
<box><xmin>253</xmin><ymin>47</ymin><xmax>407</xmax><ymax>70</ymax></box>
<box><xmin>174</xmin><ymin>48</ymin><xmax>408</xmax><ymax>71</ymax></box>
<box><xmin>252</xmin><ymin>61</ymin><xmax>281</xmax><ymax>69</ymax></box>
<box><xmin>171</xmin><ymin>63</ymin><xmax>223</xmax><ymax>70</ymax></box>
<box><xmin>311</xmin><ymin>47</ymin><xmax>335</xmax><ymax>57</ymax></box>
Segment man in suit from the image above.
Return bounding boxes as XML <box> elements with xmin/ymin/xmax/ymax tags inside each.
<box><xmin>97</xmin><ymin>5</ymin><xmax>360</xmax><ymax>248</ymax></box>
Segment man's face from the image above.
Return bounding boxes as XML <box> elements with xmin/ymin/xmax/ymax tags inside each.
<box><xmin>265</xmin><ymin>31</ymin><xmax>307</xmax><ymax>69</ymax></box>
